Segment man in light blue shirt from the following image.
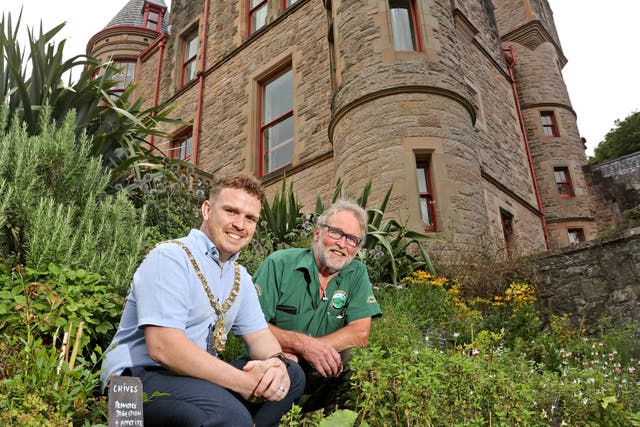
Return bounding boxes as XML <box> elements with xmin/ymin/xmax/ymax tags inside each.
<box><xmin>102</xmin><ymin>174</ymin><xmax>304</xmax><ymax>427</ymax></box>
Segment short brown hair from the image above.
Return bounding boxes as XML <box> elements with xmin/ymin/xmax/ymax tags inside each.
<box><xmin>209</xmin><ymin>174</ymin><xmax>265</xmax><ymax>204</ymax></box>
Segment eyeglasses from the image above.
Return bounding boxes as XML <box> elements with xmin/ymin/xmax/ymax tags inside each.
<box><xmin>320</xmin><ymin>224</ymin><xmax>363</xmax><ymax>248</ymax></box>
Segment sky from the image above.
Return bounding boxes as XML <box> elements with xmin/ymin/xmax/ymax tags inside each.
<box><xmin>4</xmin><ymin>1</ymin><xmax>639</xmax><ymax>156</ymax></box>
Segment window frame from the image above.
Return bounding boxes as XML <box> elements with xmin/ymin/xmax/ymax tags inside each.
<box><xmin>169</xmin><ymin>131</ymin><xmax>194</xmax><ymax>162</ymax></box>
<box><xmin>111</xmin><ymin>60</ymin><xmax>136</xmax><ymax>95</ymax></box>
<box><xmin>143</xmin><ymin>4</ymin><xmax>163</xmax><ymax>31</ymax></box>
<box><xmin>567</xmin><ymin>228</ymin><xmax>585</xmax><ymax>245</ymax></box>
<box><xmin>389</xmin><ymin>0</ymin><xmax>422</xmax><ymax>52</ymax></box>
<box><xmin>553</xmin><ymin>166</ymin><xmax>574</xmax><ymax>198</ymax></box>
<box><xmin>249</xmin><ymin>0</ymin><xmax>268</xmax><ymax>35</ymax></box>
<box><xmin>259</xmin><ymin>66</ymin><xmax>294</xmax><ymax>177</ymax></box>
<box><xmin>180</xmin><ymin>31</ymin><xmax>198</xmax><ymax>87</ymax></box>
<box><xmin>541</xmin><ymin>111</ymin><xmax>559</xmax><ymax>137</ymax></box>
<box><xmin>283</xmin><ymin>0</ymin><xmax>299</xmax><ymax>8</ymax></box>
<box><xmin>415</xmin><ymin>158</ymin><xmax>436</xmax><ymax>232</ymax></box>
<box><xmin>500</xmin><ymin>208</ymin><xmax>515</xmax><ymax>258</ymax></box>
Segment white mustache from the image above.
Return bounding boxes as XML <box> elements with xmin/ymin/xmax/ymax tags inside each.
<box><xmin>328</xmin><ymin>246</ymin><xmax>347</xmax><ymax>256</ymax></box>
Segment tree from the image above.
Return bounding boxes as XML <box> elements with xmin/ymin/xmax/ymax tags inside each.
<box><xmin>590</xmin><ymin>110</ymin><xmax>640</xmax><ymax>164</ymax></box>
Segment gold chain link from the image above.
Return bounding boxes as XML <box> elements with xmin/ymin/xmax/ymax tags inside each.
<box><xmin>167</xmin><ymin>240</ymin><xmax>240</xmax><ymax>354</ymax></box>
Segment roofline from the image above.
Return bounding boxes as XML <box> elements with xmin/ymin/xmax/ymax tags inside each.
<box><xmin>86</xmin><ymin>25</ymin><xmax>161</xmax><ymax>54</ymax></box>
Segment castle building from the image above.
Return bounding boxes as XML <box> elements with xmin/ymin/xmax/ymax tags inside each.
<box><xmin>87</xmin><ymin>0</ymin><xmax>617</xmax><ymax>256</ymax></box>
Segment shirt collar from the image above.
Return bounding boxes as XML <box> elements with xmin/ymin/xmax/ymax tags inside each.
<box><xmin>187</xmin><ymin>229</ymin><xmax>240</xmax><ymax>264</ymax></box>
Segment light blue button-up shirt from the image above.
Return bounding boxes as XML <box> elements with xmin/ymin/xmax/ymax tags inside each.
<box><xmin>101</xmin><ymin>229</ymin><xmax>267</xmax><ymax>387</ymax></box>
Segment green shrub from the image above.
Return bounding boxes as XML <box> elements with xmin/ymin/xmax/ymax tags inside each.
<box><xmin>348</xmin><ymin>345</ymin><xmax>639</xmax><ymax>426</ymax></box>
<box><xmin>124</xmin><ymin>163</ymin><xmax>207</xmax><ymax>251</ymax></box>
<box><xmin>0</xmin><ymin>332</ymin><xmax>106</xmax><ymax>426</ymax></box>
<box><xmin>0</xmin><ymin>109</ymin><xmax>146</xmax><ymax>291</ymax></box>
<box><xmin>0</xmin><ymin>263</ymin><xmax>123</xmax><ymax>352</ymax></box>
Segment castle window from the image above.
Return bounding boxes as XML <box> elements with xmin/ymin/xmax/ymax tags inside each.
<box><xmin>112</xmin><ymin>60</ymin><xmax>136</xmax><ymax>95</ymax></box>
<box><xmin>181</xmin><ymin>32</ymin><xmax>198</xmax><ymax>86</ymax></box>
<box><xmin>554</xmin><ymin>166</ymin><xmax>573</xmax><ymax>197</ymax></box>
<box><xmin>567</xmin><ymin>228</ymin><xmax>585</xmax><ymax>245</ymax></box>
<box><xmin>500</xmin><ymin>208</ymin><xmax>515</xmax><ymax>257</ymax></box>
<box><xmin>169</xmin><ymin>132</ymin><xmax>193</xmax><ymax>162</ymax></box>
<box><xmin>416</xmin><ymin>157</ymin><xmax>436</xmax><ymax>231</ymax></box>
<box><xmin>143</xmin><ymin>3</ymin><xmax>163</xmax><ymax>31</ymax></box>
<box><xmin>284</xmin><ymin>0</ymin><xmax>299</xmax><ymax>7</ymax></box>
<box><xmin>249</xmin><ymin>0</ymin><xmax>268</xmax><ymax>35</ymax></box>
<box><xmin>259</xmin><ymin>67</ymin><xmax>294</xmax><ymax>176</ymax></box>
<box><xmin>541</xmin><ymin>111</ymin><xmax>559</xmax><ymax>137</ymax></box>
<box><xmin>389</xmin><ymin>0</ymin><xmax>421</xmax><ymax>51</ymax></box>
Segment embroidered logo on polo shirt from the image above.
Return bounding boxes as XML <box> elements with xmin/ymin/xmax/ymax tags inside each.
<box><xmin>367</xmin><ymin>295</ymin><xmax>377</xmax><ymax>304</ymax></box>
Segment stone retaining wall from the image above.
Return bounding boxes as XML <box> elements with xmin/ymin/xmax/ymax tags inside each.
<box><xmin>537</xmin><ymin>227</ymin><xmax>640</xmax><ymax>328</ymax></box>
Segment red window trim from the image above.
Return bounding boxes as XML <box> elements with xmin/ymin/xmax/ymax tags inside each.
<box><xmin>249</xmin><ymin>0</ymin><xmax>268</xmax><ymax>35</ymax></box>
<box><xmin>143</xmin><ymin>3</ymin><xmax>164</xmax><ymax>31</ymax></box>
<box><xmin>389</xmin><ymin>0</ymin><xmax>423</xmax><ymax>52</ymax></box>
<box><xmin>541</xmin><ymin>111</ymin><xmax>559</xmax><ymax>137</ymax></box>
<box><xmin>283</xmin><ymin>0</ymin><xmax>298</xmax><ymax>8</ymax></box>
<box><xmin>416</xmin><ymin>159</ymin><xmax>436</xmax><ymax>232</ymax></box>
<box><xmin>169</xmin><ymin>131</ymin><xmax>193</xmax><ymax>162</ymax></box>
<box><xmin>180</xmin><ymin>32</ymin><xmax>198</xmax><ymax>87</ymax></box>
<box><xmin>554</xmin><ymin>166</ymin><xmax>574</xmax><ymax>198</ymax></box>
<box><xmin>258</xmin><ymin>67</ymin><xmax>294</xmax><ymax>177</ymax></box>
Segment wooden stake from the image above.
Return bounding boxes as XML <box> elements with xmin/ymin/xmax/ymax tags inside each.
<box><xmin>68</xmin><ymin>321</ymin><xmax>84</xmax><ymax>371</ymax></box>
<box><xmin>56</xmin><ymin>322</ymin><xmax>72</xmax><ymax>374</ymax></box>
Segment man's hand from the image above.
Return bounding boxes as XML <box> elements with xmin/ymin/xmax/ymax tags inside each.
<box><xmin>243</xmin><ymin>358</ymin><xmax>291</xmax><ymax>401</ymax></box>
<box><xmin>299</xmin><ymin>336</ymin><xmax>342</xmax><ymax>377</ymax></box>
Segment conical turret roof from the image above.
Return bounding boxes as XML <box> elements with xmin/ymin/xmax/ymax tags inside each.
<box><xmin>105</xmin><ymin>0</ymin><xmax>168</xmax><ymax>33</ymax></box>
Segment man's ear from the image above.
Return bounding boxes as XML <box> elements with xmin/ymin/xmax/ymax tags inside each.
<box><xmin>312</xmin><ymin>227</ymin><xmax>320</xmax><ymax>242</ymax></box>
<box><xmin>201</xmin><ymin>200</ymin><xmax>211</xmax><ymax>221</ymax></box>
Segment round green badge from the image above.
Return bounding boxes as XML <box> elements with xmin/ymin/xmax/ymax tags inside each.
<box><xmin>331</xmin><ymin>290</ymin><xmax>348</xmax><ymax>310</ymax></box>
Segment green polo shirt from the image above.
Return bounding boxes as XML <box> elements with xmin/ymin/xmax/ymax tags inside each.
<box><xmin>252</xmin><ymin>248</ymin><xmax>381</xmax><ymax>338</ymax></box>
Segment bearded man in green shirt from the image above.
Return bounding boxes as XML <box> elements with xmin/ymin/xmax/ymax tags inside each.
<box><xmin>252</xmin><ymin>199</ymin><xmax>382</xmax><ymax>412</ymax></box>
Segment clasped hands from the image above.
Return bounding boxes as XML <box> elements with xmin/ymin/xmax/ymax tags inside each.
<box><xmin>242</xmin><ymin>357</ymin><xmax>290</xmax><ymax>403</ymax></box>
<box><xmin>288</xmin><ymin>336</ymin><xmax>343</xmax><ymax>378</ymax></box>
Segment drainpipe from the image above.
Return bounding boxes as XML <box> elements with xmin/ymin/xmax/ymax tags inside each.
<box><xmin>503</xmin><ymin>46</ymin><xmax>551</xmax><ymax>251</ymax></box>
<box><xmin>192</xmin><ymin>0</ymin><xmax>211</xmax><ymax>166</ymax></box>
<box><xmin>149</xmin><ymin>38</ymin><xmax>166</xmax><ymax>148</ymax></box>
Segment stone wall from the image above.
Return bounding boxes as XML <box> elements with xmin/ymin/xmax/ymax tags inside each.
<box><xmin>537</xmin><ymin>227</ymin><xmax>640</xmax><ymax>328</ymax></box>
<box><xmin>592</xmin><ymin>151</ymin><xmax>640</xmax><ymax>191</ymax></box>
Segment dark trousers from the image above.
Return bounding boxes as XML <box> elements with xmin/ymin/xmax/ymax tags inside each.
<box><xmin>127</xmin><ymin>359</ymin><xmax>305</xmax><ymax>427</ymax></box>
<box><xmin>298</xmin><ymin>349</ymin><xmax>352</xmax><ymax>413</ymax></box>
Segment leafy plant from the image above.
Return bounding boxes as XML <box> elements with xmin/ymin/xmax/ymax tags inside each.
<box><xmin>125</xmin><ymin>163</ymin><xmax>209</xmax><ymax>251</ymax></box>
<box><xmin>0</xmin><ymin>330</ymin><xmax>106</xmax><ymax>426</ymax></box>
<box><xmin>0</xmin><ymin>11</ymin><xmax>180</xmax><ymax>183</ymax></box>
<box><xmin>0</xmin><ymin>108</ymin><xmax>147</xmax><ymax>290</ymax></box>
<box><xmin>0</xmin><ymin>264</ymin><xmax>123</xmax><ymax>351</ymax></box>
<box><xmin>257</xmin><ymin>178</ymin><xmax>306</xmax><ymax>246</ymax></box>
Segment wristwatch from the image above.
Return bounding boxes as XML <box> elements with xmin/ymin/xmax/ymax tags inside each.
<box><xmin>269</xmin><ymin>352</ymin><xmax>291</xmax><ymax>368</ymax></box>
